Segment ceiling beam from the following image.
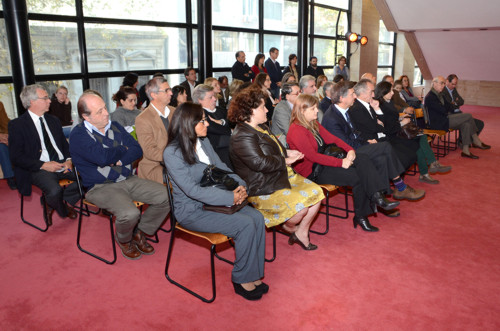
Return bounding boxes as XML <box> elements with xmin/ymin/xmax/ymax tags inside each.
<box><xmin>404</xmin><ymin>32</ymin><xmax>432</xmax><ymax>80</ymax></box>
<box><xmin>372</xmin><ymin>0</ymin><xmax>398</xmax><ymax>31</ymax></box>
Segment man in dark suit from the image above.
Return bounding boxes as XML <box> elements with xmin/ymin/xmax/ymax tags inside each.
<box><xmin>180</xmin><ymin>67</ymin><xmax>198</xmax><ymax>102</ymax></box>
<box><xmin>304</xmin><ymin>56</ymin><xmax>325</xmax><ymax>79</ymax></box>
<box><xmin>9</xmin><ymin>84</ymin><xmax>79</xmax><ymax>225</ymax></box>
<box><xmin>264</xmin><ymin>47</ymin><xmax>282</xmax><ymax>99</ymax></box>
<box><xmin>442</xmin><ymin>73</ymin><xmax>484</xmax><ymax>139</ymax></box>
<box><xmin>319</xmin><ymin>81</ymin><xmax>334</xmax><ymax>116</ymax></box>
<box><xmin>322</xmin><ymin>81</ymin><xmax>424</xmax><ymax>202</ymax></box>
<box><xmin>231</xmin><ymin>51</ymin><xmax>254</xmax><ymax>83</ymax></box>
<box><xmin>425</xmin><ymin>76</ymin><xmax>489</xmax><ymax>159</ymax></box>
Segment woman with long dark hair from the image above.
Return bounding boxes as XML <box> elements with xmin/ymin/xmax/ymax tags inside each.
<box><xmin>251</xmin><ymin>53</ymin><xmax>267</xmax><ymax>82</ymax></box>
<box><xmin>168</xmin><ymin>85</ymin><xmax>188</xmax><ymax>108</ymax></box>
<box><xmin>282</xmin><ymin>54</ymin><xmax>299</xmax><ymax>81</ymax></box>
<box><xmin>164</xmin><ymin>102</ymin><xmax>267</xmax><ymax>301</ymax></box>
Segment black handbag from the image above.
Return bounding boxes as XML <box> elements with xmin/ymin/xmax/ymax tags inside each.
<box><xmin>200</xmin><ymin>164</ymin><xmax>239</xmax><ymax>191</ymax></box>
<box><xmin>200</xmin><ymin>164</ymin><xmax>246</xmax><ymax>214</ymax></box>
<box><xmin>310</xmin><ymin>143</ymin><xmax>347</xmax><ymax>181</ymax></box>
<box><xmin>398</xmin><ymin>122</ymin><xmax>423</xmax><ymax>140</ymax></box>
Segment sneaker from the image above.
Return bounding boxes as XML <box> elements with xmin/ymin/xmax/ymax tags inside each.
<box><xmin>419</xmin><ymin>174</ymin><xmax>439</xmax><ymax>185</ymax></box>
<box><xmin>393</xmin><ymin>185</ymin><xmax>425</xmax><ymax>201</ymax></box>
<box><xmin>428</xmin><ymin>161</ymin><xmax>452</xmax><ymax>174</ymax></box>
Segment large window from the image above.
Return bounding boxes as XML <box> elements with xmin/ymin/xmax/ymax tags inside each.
<box><xmin>309</xmin><ymin>1</ymin><xmax>349</xmax><ymax>79</ymax></box>
<box><xmin>377</xmin><ymin>19</ymin><xmax>396</xmax><ymax>82</ymax></box>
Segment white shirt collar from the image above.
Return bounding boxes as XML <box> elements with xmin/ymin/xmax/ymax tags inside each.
<box><xmin>84</xmin><ymin>120</ymin><xmax>111</xmax><ymax>136</ymax></box>
<box><xmin>151</xmin><ymin>102</ymin><xmax>170</xmax><ymax>119</ymax></box>
<box><xmin>357</xmin><ymin>98</ymin><xmax>370</xmax><ymax>111</ymax></box>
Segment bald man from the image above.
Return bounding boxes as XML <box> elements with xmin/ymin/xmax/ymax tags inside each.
<box><xmin>70</xmin><ymin>90</ymin><xmax>169</xmax><ymax>260</ymax></box>
<box><xmin>424</xmin><ymin>76</ymin><xmax>490</xmax><ymax>159</ymax></box>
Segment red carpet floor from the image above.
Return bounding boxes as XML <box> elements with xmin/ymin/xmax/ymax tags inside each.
<box><xmin>0</xmin><ymin>105</ymin><xmax>499</xmax><ymax>330</ymax></box>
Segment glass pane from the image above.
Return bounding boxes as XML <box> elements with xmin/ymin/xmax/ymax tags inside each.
<box><xmin>192</xmin><ymin>0</ymin><xmax>198</xmax><ymax>24</ymax></box>
<box><xmin>313</xmin><ymin>39</ymin><xmax>346</xmax><ymax>68</ymax></box>
<box><xmin>27</xmin><ymin>0</ymin><xmax>76</xmax><ymax>16</ymax></box>
<box><xmin>213</xmin><ymin>31</ymin><xmax>258</xmax><ymax>68</ymax></box>
<box><xmin>378</xmin><ymin>44</ymin><xmax>393</xmax><ymax>66</ymax></box>
<box><xmin>379</xmin><ymin>20</ymin><xmax>394</xmax><ymax>44</ymax></box>
<box><xmin>0</xmin><ymin>19</ymin><xmax>12</xmax><ymax>76</ymax></box>
<box><xmin>376</xmin><ymin>68</ymin><xmax>392</xmax><ymax>83</ymax></box>
<box><xmin>82</xmin><ymin>0</ymin><xmax>186</xmax><ymax>23</ymax></box>
<box><xmin>193</xmin><ymin>29</ymin><xmax>198</xmax><ymax>68</ymax></box>
<box><xmin>213</xmin><ymin>0</ymin><xmax>259</xmax><ymax>29</ymax></box>
<box><xmin>314</xmin><ymin>7</ymin><xmax>339</xmax><ymax>36</ymax></box>
<box><xmin>314</xmin><ymin>0</ymin><xmax>349</xmax><ymax>10</ymax></box>
<box><xmin>213</xmin><ymin>71</ymin><xmax>232</xmax><ymax>83</ymax></box>
<box><xmin>85</xmin><ymin>24</ymin><xmax>187</xmax><ymax>72</ymax></box>
<box><xmin>263</xmin><ymin>35</ymin><xmax>298</xmax><ymax>65</ymax></box>
<box><xmin>414</xmin><ymin>67</ymin><xmax>422</xmax><ymax>86</ymax></box>
<box><xmin>337</xmin><ymin>11</ymin><xmax>348</xmax><ymax>36</ymax></box>
<box><xmin>36</xmin><ymin>79</ymin><xmax>83</xmax><ymax>124</ymax></box>
<box><xmin>29</xmin><ymin>21</ymin><xmax>81</xmax><ymax>75</ymax></box>
<box><xmin>165</xmin><ymin>74</ymin><xmax>185</xmax><ymax>88</ymax></box>
<box><xmin>0</xmin><ymin>84</ymin><xmax>17</xmax><ymax>119</ymax></box>
<box><xmin>323</xmin><ymin>68</ymin><xmax>334</xmax><ymax>81</ymax></box>
<box><xmin>264</xmin><ymin>0</ymin><xmax>298</xmax><ymax>33</ymax></box>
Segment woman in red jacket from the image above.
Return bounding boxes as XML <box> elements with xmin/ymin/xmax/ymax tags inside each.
<box><xmin>287</xmin><ymin>95</ymin><xmax>400</xmax><ymax>232</ymax></box>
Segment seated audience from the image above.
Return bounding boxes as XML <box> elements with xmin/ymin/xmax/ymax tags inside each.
<box><xmin>138</xmin><ymin>72</ymin><xmax>164</xmax><ymax>108</ymax></box>
<box><xmin>9</xmin><ymin>85</ymin><xmax>79</xmax><ymax>225</ymax></box>
<box><xmin>169</xmin><ymin>85</ymin><xmax>188</xmax><ymax>108</ymax></box>
<box><xmin>110</xmin><ymin>86</ymin><xmax>141</xmax><ymax>132</ymax></box>
<box><xmin>250</xmin><ymin>53</ymin><xmax>267</xmax><ymax>82</ymax></box>
<box><xmin>287</xmin><ymin>94</ymin><xmax>400</xmax><ymax>232</ymax></box>
<box><xmin>381</xmin><ymin>75</ymin><xmax>414</xmax><ymax>115</ymax></box>
<box><xmin>271</xmin><ymin>82</ymin><xmax>300</xmax><ymax>146</ymax></box>
<box><xmin>304</xmin><ymin>56</ymin><xmax>325</xmax><ymax>79</ymax></box>
<box><xmin>282</xmin><ymin>54</ymin><xmax>299</xmax><ymax>82</ymax></box>
<box><xmin>375</xmin><ymin>81</ymin><xmax>451</xmax><ymax>184</ymax></box>
<box><xmin>70</xmin><ymin>90</ymin><xmax>169</xmax><ymax>260</ymax></box>
<box><xmin>316</xmin><ymin>75</ymin><xmax>328</xmax><ymax>100</ymax></box>
<box><xmin>253</xmin><ymin>73</ymin><xmax>277</xmax><ymax>122</ymax></box>
<box><xmin>346</xmin><ymin>79</ymin><xmax>426</xmax><ymax>200</ymax></box>
<box><xmin>281</xmin><ymin>72</ymin><xmax>296</xmax><ymax>85</ymax></box>
<box><xmin>121</xmin><ymin>73</ymin><xmax>141</xmax><ymax>108</ymax></box>
<box><xmin>218</xmin><ymin>75</ymin><xmax>230</xmax><ymax>107</ymax></box>
<box><xmin>48</xmin><ymin>86</ymin><xmax>73</xmax><ymax>132</ymax></box>
<box><xmin>180</xmin><ymin>67</ymin><xmax>198</xmax><ymax>102</ymax></box>
<box><xmin>424</xmin><ymin>76</ymin><xmax>490</xmax><ymax>159</ymax></box>
<box><xmin>231</xmin><ymin>51</ymin><xmax>254</xmax><ymax>83</ymax></box>
<box><xmin>333</xmin><ymin>74</ymin><xmax>344</xmax><ymax>84</ymax></box>
<box><xmin>193</xmin><ymin>84</ymin><xmax>233</xmax><ymax>168</ymax></box>
<box><xmin>229</xmin><ymin>87</ymin><xmax>324</xmax><ymax>250</ymax></box>
<box><xmin>164</xmin><ymin>102</ymin><xmax>267</xmax><ymax>301</ymax></box>
<box><xmin>333</xmin><ymin>56</ymin><xmax>349</xmax><ymax>81</ymax></box>
<box><xmin>442</xmin><ymin>74</ymin><xmax>485</xmax><ymax>144</ymax></box>
<box><xmin>319</xmin><ymin>81</ymin><xmax>334</xmax><ymax>115</ymax></box>
<box><xmin>135</xmin><ymin>77</ymin><xmax>174</xmax><ymax>184</ymax></box>
<box><xmin>322</xmin><ymin>81</ymin><xmax>425</xmax><ymax>205</ymax></box>
<box><xmin>399</xmin><ymin>75</ymin><xmax>421</xmax><ymax>108</ymax></box>
<box><xmin>299</xmin><ymin>75</ymin><xmax>321</xmax><ymax>122</ymax></box>
<box><xmin>204</xmin><ymin>77</ymin><xmax>226</xmax><ymax>110</ymax></box>
<box><xmin>0</xmin><ymin>101</ymin><xmax>16</xmax><ymax>190</ymax></box>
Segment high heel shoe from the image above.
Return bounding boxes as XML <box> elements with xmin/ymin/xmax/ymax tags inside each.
<box><xmin>371</xmin><ymin>191</ymin><xmax>400</xmax><ymax>211</ymax></box>
<box><xmin>288</xmin><ymin>232</ymin><xmax>318</xmax><ymax>250</ymax></box>
<box><xmin>353</xmin><ymin>216</ymin><xmax>379</xmax><ymax>232</ymax></box>
<box><xmin>232</xmin><ymin>282</ymin><xmax>263</xmax><ymax>301</ymax></box>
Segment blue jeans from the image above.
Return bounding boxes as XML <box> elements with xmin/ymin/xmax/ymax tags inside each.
<box><xmin>0</xmin><ymin>143</ymin><xmax>14</xmax><ymax>178</ymax></box>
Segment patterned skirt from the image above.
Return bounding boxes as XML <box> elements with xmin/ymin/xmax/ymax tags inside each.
<box><xmin>248</xmin><ymin>167</ymin><xmax>325</xmax><ymax>228</ymax></box>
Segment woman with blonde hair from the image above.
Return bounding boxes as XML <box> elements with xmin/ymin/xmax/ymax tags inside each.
<box><xmin>315</xmin><ymin>75</ymin><xmax>328</xmax><ymax>100</ymax></box>
<box><xmin>287</xmin><ymin>94</ymin><xmax>400</xmax><ymax>232</ymax></box>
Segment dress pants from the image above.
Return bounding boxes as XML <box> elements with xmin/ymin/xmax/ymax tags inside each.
<box><xmin>178</xmin><ymin>205</ymin><xmax>266</xmax><ymax>284</ymax></box>
<box><xmin>415</xmin><ymin>135</ymin><xmax>436</xmax><ymax>174</ymax></box>
<box><xmin>316</xmin><ymin>153</ymin><xmax>385</xmax><ymax>217</ymax></box>
<box><xmin>448</xmin><ymin>113</ymin><xmax>478</xmax><ymax>146</ymax></box>
<box><xmin>85</xmin><ymin>176</ymin><xmax>169</xmax><ymax>243</ymax></box>
<box><xmin>357</xmin><ymin>141</ymin><xmax>405</xmax><ymax>184</ymax></box>
<box><xmin>31</xmin><ymin>169</ymin><xmax>79</xmax><ymax>217</ymax></box>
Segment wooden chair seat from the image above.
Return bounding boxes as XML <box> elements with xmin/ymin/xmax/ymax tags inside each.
<box><xmin>175</xmin><ymin>223</ymin><xmax>231</xmax><ymax>245</ymax></box>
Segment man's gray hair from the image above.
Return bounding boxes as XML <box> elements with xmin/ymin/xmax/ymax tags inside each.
<box><xmin>299</xmin><ymin>75</ymin><xmax>315</xmax><ymax>91</ymax></box>
<box><xmin>192</xmin><ymin>84</ymin><xmax>214</xmax><ymax>104</ymax></box>
<box><xmin>280</xmin><ymin>82</ymin><xmax>299</xmax><ymax>99</ymax></box>
<box><xmin>20</xmin><ymin>84</ymin><xmax>46</xmax><ymax>109</ymax></box>
<box><xmin>353</xmin><ymin>79</ymin><xmax>373</xmax><ymax>96</ymax></box>
<box><xmin>323</xmin><ymin>81</ymin><xmax>335</xmax><ymax>95</ymax></box>
<box><xmin>145</xmin><ymin>77</ymin><xmax>168</xmax><ymax>101</ymax></box>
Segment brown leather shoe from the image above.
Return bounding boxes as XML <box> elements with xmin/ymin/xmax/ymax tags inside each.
<box><xmin>132</xmin><ymin>230</ymin><xmax>155</xmax><ymax>255</ymax></box>
<box><xmin>66</xmin><ymin>206</ymin><xmax>78</xmax><ymax>219</ymax></box>
<box><xmin>116</xmin><ymin>239</ymin><xmax>142</xmax><ymax>260</ymax></box>
<box><xmin>393</xmin><ymin>185</ymin><xmax>425</xmax><ymax>201</ymax></box>
<box><xmin>44</xmin><ymin>205</ymin><xmax>54</xmax><ymax>226</ymax></box>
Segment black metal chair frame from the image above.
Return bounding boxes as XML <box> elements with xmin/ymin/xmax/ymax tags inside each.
<box><xmin>311</xmin><ymin>185</ymin><xmax>352</xmax><ymax>235</ymax></box>
<box><xmin>20</xmin><ymin>193</ymin><xmax>49</xmax><ymax>232</ymax></box>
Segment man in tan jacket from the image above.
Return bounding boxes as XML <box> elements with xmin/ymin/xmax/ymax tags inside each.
<box><xmin>135</xmin><ymin>77</ymin><xmax>174</xmax><ymax>184</ymax></box>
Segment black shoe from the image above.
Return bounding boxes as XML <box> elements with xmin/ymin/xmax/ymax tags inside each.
<box><xmin>461</xmin><ymin>152</ymin><xmax>479</xmax><ymax>159</ymax></box>
<box><xmin>288</xmin><ymin>232</ymin><xmax>318</xmax><ymax>250</ymax></box>
<box><xmin>6</xmin><ymin>177</ymin><xmax>17</xmax><ymax>190</ymax></box>
<box><xmin>371</xmin><ymin>191</ymin><xmax>400</xmax><ymax>211</ymax></box>
<box><xmin>379</xmin><ymin>208</ymin><xmax>400</xmax><ymax>217</ymax></box>
<box><xmin>255</xmin><ymin>282</ymin><xmax>269</xmax><ymax>294</ymax></box>
<box><xmin>353</xmin><ymin>216</ymin><xmax>379</xmax><ymax>232</ymax></box>
<box><xmin>232</xmin><ymin>282</ymin><xmax>263</xmax><ymax>301</ymax></box>
<box><xmin>472</xmin><ymin>143</ymin><xmax>490</xmax><ymax>150</ymax></box>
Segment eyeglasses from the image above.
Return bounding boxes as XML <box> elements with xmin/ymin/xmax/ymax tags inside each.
<box><xmin>158</xmin><ymin>88</ymin><xmax>172</xmax><ymax>93</ymax></box>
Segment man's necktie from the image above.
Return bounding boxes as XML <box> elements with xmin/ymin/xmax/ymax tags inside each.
<box><xmin>40</xmin><ymin>117</ymin><xmax>59</xmax><ymax>161</ymax></box>
<box><xmin>345</xmin><ymin>112</ymin><xmax>359</xmax><ymax>139</ymax></box>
